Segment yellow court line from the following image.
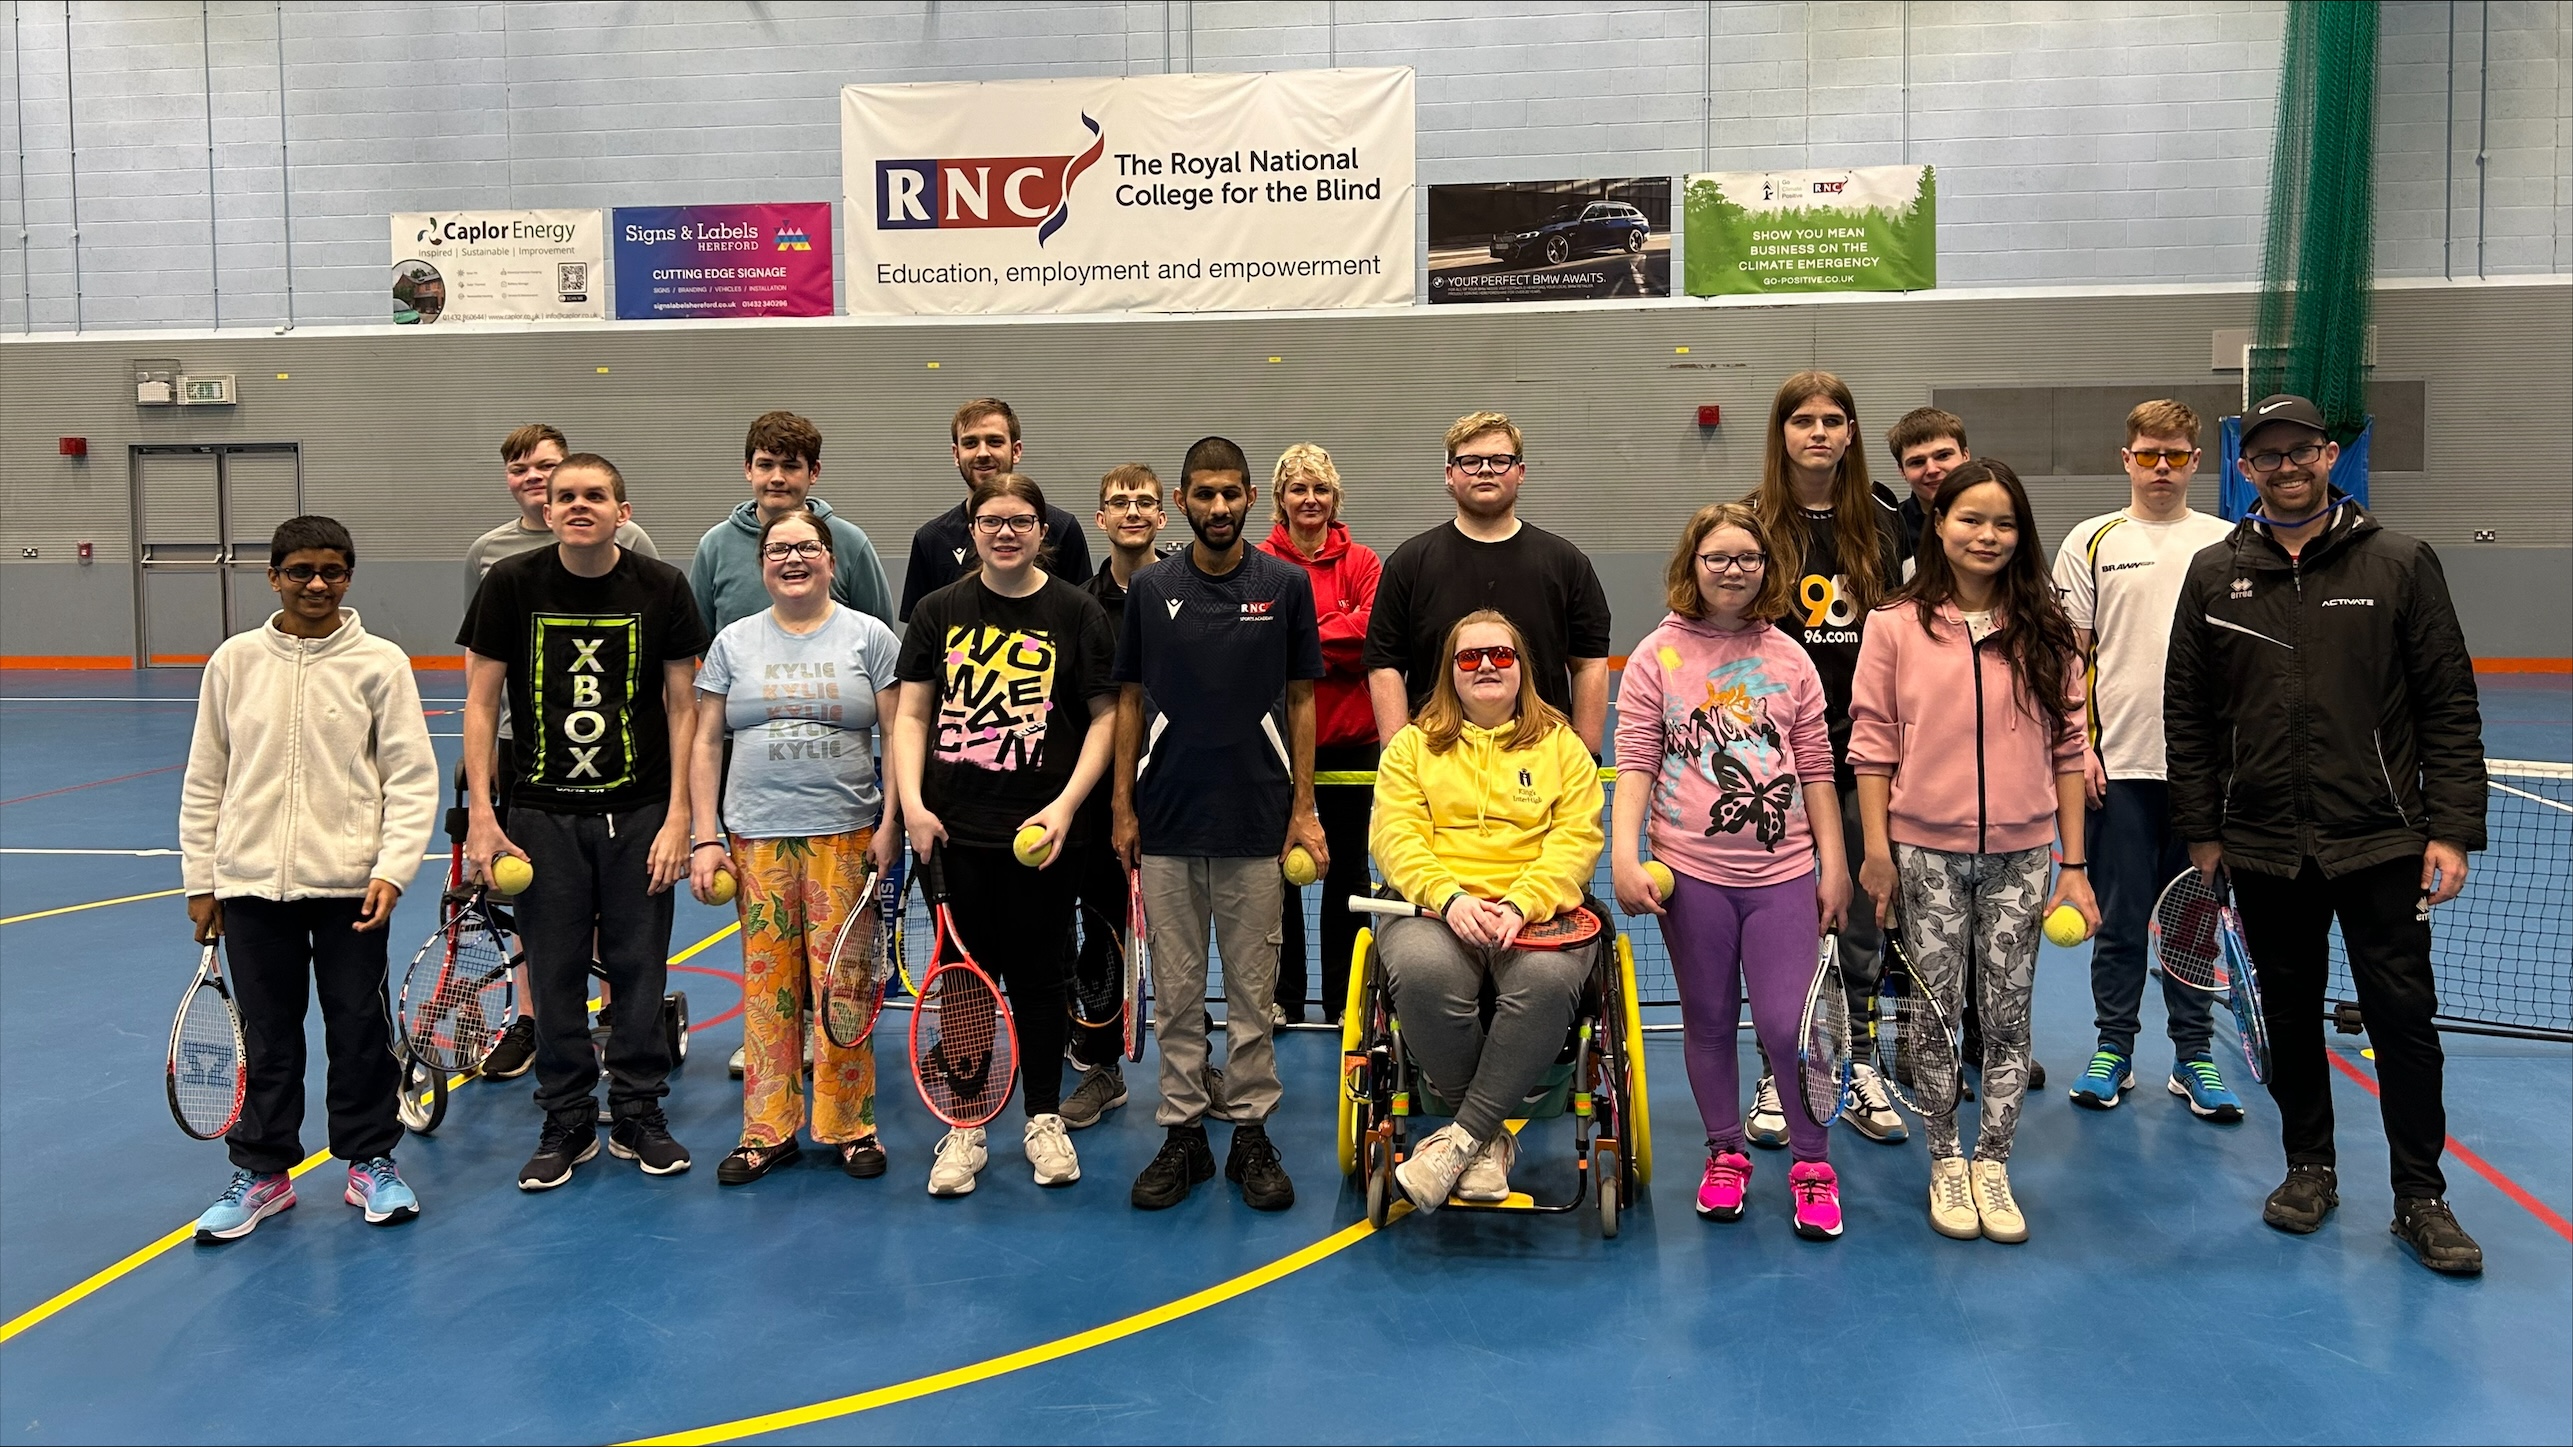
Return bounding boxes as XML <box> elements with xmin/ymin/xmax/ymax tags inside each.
<box><xmin>0</xmin><ymin>888</ymin><xmax>187</xmax><ymax>927</ymax></box>
<box><xmin>0</xmin><ymin>925</ymin><xmax>743</xmax><ymax>1347</ymax></box>
<box><xmin>626</xmin><ymin>1211</ymin><xmax>1401</xmax><ymax>1446</ymax></box>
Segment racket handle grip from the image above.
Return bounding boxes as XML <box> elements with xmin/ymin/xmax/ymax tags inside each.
<box><xmin>923</xmin><ymin>846</ymin><xmax>947</xmax><ymax>906</ymax></box>
<box><xmin>1345</xmin><ymin>896</ymin><xmax>1424</xmax><ymax>919</ymax></box>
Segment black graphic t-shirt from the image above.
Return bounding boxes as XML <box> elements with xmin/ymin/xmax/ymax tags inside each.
<box><xmin>460</xmin><ymin>546</ymin><xmax>710</xmax><ymax>815</ymax></box>
<box><xmin>896</xmin><ymin>573</ymin><xmax>1116</xmax><ymax>847</ymax></box>
<box><xmin>1115</xmin><ymin>549</ymin><xmax>1325</xmax><ymax>857</ymax></box>
<box><xmin>1785</xmin><ymin>504</ymin><xmax>1905</xmax><ymax>788</ymax></box>
<box><xmin>898</xmin><ymin>499</ymin><xmax>1094</xmax><ymax>622</ymax></box>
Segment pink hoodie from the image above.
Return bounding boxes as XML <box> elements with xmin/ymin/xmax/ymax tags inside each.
<box><xmin>1613</xmin><ymin>613</ymin><xmax>1834</xmax><ymax>889</ymax></box>
<box><xmin>1846</xmin><ymin>601</ymin><xmax>2087</xmax><ymax>856</ymax></box>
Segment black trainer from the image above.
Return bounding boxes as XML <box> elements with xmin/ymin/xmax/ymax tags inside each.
<box><xmin>717</xmin><ymin>1136</ymin><xmax>800</xmax><ymax>1185</ymax></box>
<box><xmin>517</xmin><ymin>1113</ymin><xmax>598</xmax><ymax>1191</ymax></box>
<box><xmin>1225</xmin><ymin>1120</ymin><xmax>1295</xmax><ymax>1212</ymax></box>
<box><xmin>2263</xmin><ymin>1163</ymin><xmax>2339</xmax><ymax>1233</ymax></box>
<box><xmin>2391</xmin><ymin>1197</ymin><xmax>2484</xmax><ymax>1275</ymax></box>
<box><xmin>609</xmin><ymin>1108</ymin><xmax>693</xmax><ymax>1176</ymax></box>
<box><xmin>1130</xmin><ymin>1123</ymin><xmax>1216</xmax><ymax>1210</ymax></box>
<box><xmin>481</xmin><ymin>1016</ymin><xmax>537</xmax><ymax>1080</ymax></box>
<box><xmin>837</xmin><ymin>1137</ymin><xmax>887</xmax><ymax>1179</ymax></box>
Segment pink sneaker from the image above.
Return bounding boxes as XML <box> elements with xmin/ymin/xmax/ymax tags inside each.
<box><xmin>1696</xmin><ymin>1150</ymin><xmax>1752</xmax><ymax>1221</ymax></box>
<box><xmin>1790</xmin><ymin>1160</ymin><xmax>1844</xmax><ymax>1240</ymax></box>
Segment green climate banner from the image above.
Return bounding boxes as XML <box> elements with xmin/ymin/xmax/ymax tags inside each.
<box><xmin>1683</xmin><ymin>165</ymin><xmax>1934</xmax><ymax>296</ymax></box>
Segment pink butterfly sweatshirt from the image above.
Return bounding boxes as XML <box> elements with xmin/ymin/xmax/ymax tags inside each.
<box><xmin>1613</xmin><ymin>612</ymin><xmax>1835</xmax><ymax>889</ymax></box>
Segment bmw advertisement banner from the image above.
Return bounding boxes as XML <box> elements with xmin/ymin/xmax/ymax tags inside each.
<box><xmin>840</xmin><ymin>69</ymin><xmax>1413</xmax><ymax>315</ymax></box>
<box><xmin>1427</xmin><ymin>179</ymin><xmax>1671</xmax><ymax>304</ymax></box>
<box><xmin>611</xmin><ymin>203</ymin><xmax>835</xmax><ymax>320</ymax></box>
<box><xmin>390</xmin><ymin>210</ymin><xmax>605</xmax><ymax>324</ymax></box>
<box><xmin>1683</xmin><ymin>165</ymin><xmax>1936</xmax><ymax>296</ymax></box>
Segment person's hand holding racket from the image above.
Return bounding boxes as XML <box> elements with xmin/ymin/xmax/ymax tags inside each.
<box><xmin>1350</xmin><ymin>895</ymin><xmax>1600</xmax><ymax>952</ymax></box>
<box><xmin>1442</xmin><ymin>893</ymin><xmax>1521</xmax><ymax>949</ymax></box>
<box><xmin>904</xmin><ymin>803</ymin><xmax>948</xmax><ymax>863</ymax></box>
<box><xmin>2189</xmin><ymin>840</ymin><xmax>2223</xmax><ymax>881</ymax></box>
<box><xmin>1816</xmin><ymin>859</ymin><xmax>1851</xmax><ymax>934</ymax></box>
<box><xmin>867</xmin><ymin>818</ymin><xmax>901</xmax><ymax>876</ymax></box>
<box><xmin>187</xmin><ymin>893</ymin><xmax>224</xmax><ymax>944</ymax></box>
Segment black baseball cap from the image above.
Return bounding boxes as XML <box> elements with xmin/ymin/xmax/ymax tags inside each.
<box><xmin>2243</xmin><ymin>393</ymin><xmax>2328</xmax><ymax>447</ymax></box>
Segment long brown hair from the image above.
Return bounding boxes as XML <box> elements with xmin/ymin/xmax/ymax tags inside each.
<box><xmin>1665</xmin><ymin>501</ymin><xmax>1793</xmax><ymax>621</ymax></box>
<box><xmin>1413</xmin><ymin>610</ymin><xmax>1567</xmax><ymax>754</ymax></box>
<box><xmin>1898</xmin><ymin>459</ymin><xmax>2079</xmax><ymax>734</ymax></box>
<box><xmin>1750</xmin><ymin>370</ymin><xmax>1890</xmax><ymax>612</ymax></box>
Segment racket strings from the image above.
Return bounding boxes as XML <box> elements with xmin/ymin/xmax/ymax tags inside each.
<box><xmin>171</xmin><ymin>985</ymin><xmax>242</xmax><ymax>1133</ymax></box>
<box><xmin>407</xmin><ymin>923</ymin><xmax>512</xmax><ymax>1072</ymax></box>
<box><xmin>821</xmin><ymin>904</ymin><xmax>883</xmax><ymax>1047</ymax></box>
<box><xmin>2151</xmin><ymin>875</ymin><xmax>2232</xmax><ymax>991</ymax></box>
<box><xmin>1067</xmin><ymin>908</ymin><xmax>1123</xmax><ymax>1029</ymax></box>
<box><xmin>919</xmin><ymin>968</ymin><xmax>1013</xmax><ymax>1119</ymax></box>
<box><xmin>1799</xmin><ymin>980</ymin><xmax>1852</xmax><ymax>1121</ymax></box>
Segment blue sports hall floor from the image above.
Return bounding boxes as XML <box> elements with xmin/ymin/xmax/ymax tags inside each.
<box><xmin>1</xmin><ymin>670</ymin><xmax>2566</xmax><ymax>1445</ymax></box>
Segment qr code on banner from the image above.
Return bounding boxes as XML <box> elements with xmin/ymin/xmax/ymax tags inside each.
<box><xmin>557</xmin><ymin>263</ymin><xmax>589</xmax><ymax>303</ymax></box>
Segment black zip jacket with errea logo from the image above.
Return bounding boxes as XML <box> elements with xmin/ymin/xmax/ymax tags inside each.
<box><xmin>2163</xmin><ymin>499</ymin><xmax>2486</xmax><ymax>879</ymax></box>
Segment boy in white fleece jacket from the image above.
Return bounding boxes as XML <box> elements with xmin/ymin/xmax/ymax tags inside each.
<box><xmin>179</xmin><ymin>516</ymin><xmax>439</xmax><ymax>1242</ymax></box>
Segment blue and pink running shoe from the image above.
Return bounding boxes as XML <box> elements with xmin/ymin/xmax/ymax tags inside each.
<box><xmin>344</xmin><ymin>1157</ymin><xmax>420</xmax><ymax>1226</ymax></box>
<box><xmin>195</xmin><ymin>1169</ymin><xmax>295</xmax><ymax>1242</ymax></box>
<box><xmin>1790</xmin><ymin>1160</ymin><xmax>1844</xmax><ymax>1240</ymax></box>
<box><xmin>1696</xmin><ymin>1150</ymin><xmax>1752</xmax><ymax>1221</ymax></box>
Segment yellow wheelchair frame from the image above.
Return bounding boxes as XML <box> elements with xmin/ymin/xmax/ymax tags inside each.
<box><xmin>1337</xmin><ymin>924</ymin><xmax>1653</xmax><ymax>1236</ymax></box>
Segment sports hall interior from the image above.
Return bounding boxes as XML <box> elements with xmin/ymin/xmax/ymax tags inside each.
<box><xmin>0</xmin><ymin>3</ymin><xmax>2566</xmax><ymax>1444</ymax></box>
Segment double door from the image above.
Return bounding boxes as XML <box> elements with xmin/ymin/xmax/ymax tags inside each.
<box><xmin>128</xmin><ymin>443</ymin><xmax>304</xmax><ymax>666</ymax></box>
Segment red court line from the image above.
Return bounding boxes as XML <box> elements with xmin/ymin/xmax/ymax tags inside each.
<box><xmin>2326</xmin><ymin>1048</ymin><xmax>2573</xmax><ymax>1241</ymax></box>
<box><xmin>0</xmin><ymin>763</ymin><xmax>185</xmax><ymax>807</ymax></box>
<box><xmin>671</xmin><ymin>961</ymin><xmax>746</xmax><ymax>1032</ymax></box>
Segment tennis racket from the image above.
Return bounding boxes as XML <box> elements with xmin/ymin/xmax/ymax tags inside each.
<box><xmin>1123</xmin><ymin>868</ymin><xmax>1151</xmax><ymax>1062</ymax></box>
<box><xmin>907</xmin><ymin>850</ymin><xmax>1020</xmax><ymax>1129</ymax></box>
<box><xmin>397</xmin><ymin>887</ymin><xmax>519</xmax><ymax>1076</ymax></box>
<box><xmin>1873</xmin><ymin>937</ymin><xmax>1963</xmax><ymax>1118</ymax></box>
<box><xmin>820</xmin><ymin>860</ymin><xmax>888</xmax><ymax>1049</ymax></box>
<box><xmin>2149</xmin><ymin>867</ymin><xmax>2234</xmax><ymax>993</ymax></box>
<box><xmin>2216</xmin><ymin>894</ymin><xmax>2274</xmax><ymax>1085</ymax></box>
<box><xmin>1067</xmin><ymin>900</ymin><xmax>1124</xmax><ymax>1032</ymax></box>
<box><xmin>879</xmin><ymin>843</ymin><xmax>917</xmax><ymax>997</ymax></box>
<box><xmin>167</xmin><ymin>941</ymin><xmax>247</xmax><ymax>1140</ymax></box>
<box><xmin>1796</xmin><ymin>932</ymin><xmax>1853</xmax><ymax>1128</ymax></box>
<box><xmin>1344</xmin><ymin>896</ymin><xmax>1605</xmax><ymax>950</ymax></box>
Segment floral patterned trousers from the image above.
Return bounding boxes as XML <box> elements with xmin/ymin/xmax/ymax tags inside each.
<box><xmin>729</xmin><ymin>827</ymin><xmax>878</xmax><ymax>1147</ymax></box>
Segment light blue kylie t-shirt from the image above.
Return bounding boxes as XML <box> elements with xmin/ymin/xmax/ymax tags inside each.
<box><xmin>698</xmin><ymin>605</ymin><xmax>902</xmax><ymax>838</ymax></box>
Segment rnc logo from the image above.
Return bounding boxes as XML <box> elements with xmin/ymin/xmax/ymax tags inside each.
<box><xmin>875</xmin><ymin>114</ymin><xmax>1106</xmax><ymax>246</ymax></box>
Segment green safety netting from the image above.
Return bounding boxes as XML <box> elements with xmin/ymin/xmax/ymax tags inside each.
<box><xmin>2250</xmin><ymin>1</ymin><xmax>2379</xmax><ymax>442</ymax></box>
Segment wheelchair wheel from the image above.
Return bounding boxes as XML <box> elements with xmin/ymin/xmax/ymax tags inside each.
<box><xmin>663</xmin><ymin>991</ymin><xmax>689</xmax><ymax>1065</ymax></box>
<box><xmin>1596</xmin><ymin>1145</ymin><xmax>1621</xmax><ymax>1238</ymax></box>
<box><xmin>397</xmin><ymin>1052</ymin><xmax>448</xmax><ymax>1135</ymax></box>
<box><xmin>1339</xmin><ymin>930</ymin><xmax>1372</xmax><ymax>1177</ymax></box>
<box><xmin>1364</xmin><ymin>1131</ymin><xmax>1394</xmax><ymax>1228</ymax></box>
<box><xmin>1616</xmin><ymin>935</ymin><xmax>1653</xmax><ymax>1188</ymax></box>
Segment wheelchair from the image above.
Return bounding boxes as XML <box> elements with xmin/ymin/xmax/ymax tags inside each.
<box><xmin>1337</xmin><ymin>910</ymin><xmax>1654</xmax><ymax>1237</ymax></box>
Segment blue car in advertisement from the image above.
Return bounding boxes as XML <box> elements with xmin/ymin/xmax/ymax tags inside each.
<box><xmin>1491</xmin><ymin>201</ymin><xmax>1650</xmax><ymax>267</ymax></box>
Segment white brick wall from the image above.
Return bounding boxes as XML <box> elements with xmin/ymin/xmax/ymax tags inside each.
<box><xmin>2</xmin><ymin>0</ymin><xmax>2565</xmax><ymax>332</ymax></box>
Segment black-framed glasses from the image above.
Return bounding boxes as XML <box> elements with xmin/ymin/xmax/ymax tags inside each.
<box><xmin>2126</xmin><ymin>448</ymin><xmax>2199</xmax><ymax>469</ymax></box>
<box><xmin>1695</xmin><ymin>550</ymin><xmax>1768</xmax><ymax>574</ymax></box>
<box><xmin>973</xmin><ymin>514</ymin><xmax>1041</xmax><ymax>535</ymax></box>
<box><xmin>2245</xmin><ymin>442</ymin><xmax>2326</xmax><ymax>473</ymax></box>
<box><xmin>277</xmin><ymin>564</ymin><xmax>350</xmax><ymax>584</ymax></box>
<box><xmin>1448</xmin><ymin>453</ymin><xmax>1522</xmax><ymax>475</ymax></box>
<box><xmin>1100</xmin><ymin>496</ymin><xmax>1162</xmax><ymax>515</ymax></box>
<box><xmin>761</xmin><ymin>540</ymin><xmax>828</xmax><ymax>562</ymax></box>
<box><xmin>1454</xmin><ymin>645</ymin><xmax>1519</xmax><ymax>671</ymax></box>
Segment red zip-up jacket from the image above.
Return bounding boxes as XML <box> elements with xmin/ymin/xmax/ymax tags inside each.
<box><xmin>1258</xmin><ymin>520</ymin><xmax>1382</xmax><ymax>748</ymax></box>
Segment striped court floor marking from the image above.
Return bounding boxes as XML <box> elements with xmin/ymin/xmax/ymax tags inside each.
<box><xmin>0</xmin><ymin>921</ymin><xmax>740</xmax><ymax>1346</ymax></box>
<box><xmin>625</xmin><ymin>1209</ymin><xmax>1403</xmax><ymax>1445</ymax></box>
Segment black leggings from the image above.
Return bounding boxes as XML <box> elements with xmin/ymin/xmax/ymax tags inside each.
<box><xmin>937</xmin><ymin>843</ymin><xmax>1073</xmax><ymax>1117</ymax></box>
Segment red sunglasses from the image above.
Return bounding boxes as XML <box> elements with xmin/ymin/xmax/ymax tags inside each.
<box><xmin>1454</xmin><ymin>645</ymin><xmax>1519</xmax><ymax>671</ymax></box>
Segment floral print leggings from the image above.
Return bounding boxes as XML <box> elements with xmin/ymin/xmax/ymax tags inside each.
<box><xmin>730</xmin><ymin>827</ymin><xmax>878</xmax><ymax>1148</ymax></box>
<box><xmin>1894</xmin><ymin>842</ymin><xmax>2051</xmax><ymax>1164</ymax></box>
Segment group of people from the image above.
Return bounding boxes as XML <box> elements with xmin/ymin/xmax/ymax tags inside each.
<box><xmin>175</xmin><ymin>376</ymin><xmax>2493</xmax><ymax>1275</ymax></box>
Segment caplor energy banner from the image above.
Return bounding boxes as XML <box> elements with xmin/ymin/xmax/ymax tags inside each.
<box><xmin>611</xmin><ymin>202</ymin><xmax>835</xmax><ymax>320</ymax></box>
<box><xmin>391</xmin><ymin>210</ymin><xmax>604</xmax><ymax>323</ymax></box>
<box><xmin>1683</xmin><ymin>166</ymin><xmax>1935</xmax><ymax>296</ymax></box>
<box><xmin>841</xmin><ymin>68</ymin><xmax>1413</xmax><ymax>315</ymax></box>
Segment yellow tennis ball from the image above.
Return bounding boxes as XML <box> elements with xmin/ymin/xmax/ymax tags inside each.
<box><xmin>2044</xmin><ymin>903</ymin><xmax>2088</xmax><ymax>948</ymax></box>
<box><xmin>1013</xmin><ymin>824</ymin><xmax>1052</xmax><ymax>867</ymax></box>
<box><xmin>1644</xmin><ymin>861</ymin><xmax>1675</xmax><ymax>900</ymax></box>
<box><xmin>1283</xmin><ymin>846</ymin><xmax>1318</xmax><ymax>887</ymax></box>
<box><xmin>489</xmin><ymin>854</ymin><xmax>534</xmax><ymax>897</ymax></box>
<box><xmin>708</xmin><ymin>868</ymin><xmax>737</xmax><ymax>906</ymax></box>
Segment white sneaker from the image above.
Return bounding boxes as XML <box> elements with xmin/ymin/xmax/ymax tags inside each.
<box><xmin>1392</xmin><ymin>1123</ymin><xmax>1478</xmax><ymax>1213</ymax></box>
<box><xmin>927</xmin><ymin>1126</ymin><xmax>988</xmax><ymax>1197</ymax></box>
<box><xmin>1928</xmin><ymin>1155</ymin><xmax>1978</xmax><ymax>1239</ymax></box>
<box><xmin>1024</xmin><ymin>1113</ymin><xmax>1081</xmax><ymax>1187</ymax></box>
<box><xmin>1746</xmin><ymin>1073</ymin><xmax>1789</xmax><ymax>1149</ymax></box>
<box><xmin>1971</xmin><ymin>1160</ymin><xmax>2027</xmax><ymax>1243</ymax></box>
<box><xmin>1842</xmin><ymin>1063</ymin><xmax>1910</xmax><ymax>1144</ymax></box>
<box><xmin>1456</xmin><ymin>1129</ymin><xmax>1517</xmax><ymax>1202</ymax></box>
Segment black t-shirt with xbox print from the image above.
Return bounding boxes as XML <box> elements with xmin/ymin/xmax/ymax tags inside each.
<box><xmin>460</xmin><ymin>545</ymin><xmax>711</xmax><ymax>814</ymax></box>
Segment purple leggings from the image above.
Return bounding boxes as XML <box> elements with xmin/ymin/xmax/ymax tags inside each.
<box><xmin>1656</xmin><ymin>867</ymin><xmax>1827</xmax><ymax>1162</ymax></box>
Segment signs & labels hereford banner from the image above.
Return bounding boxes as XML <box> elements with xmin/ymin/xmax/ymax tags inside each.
<box><xmin>841</xmin><ymin>68</ymin><xmax>1413</xmax><ymax>315</ymax></box>
<box><xmin>391</xmin><ymin>210</ymin><xmax>605</xmax><ymax>324</ymax></box>
<box><xmin>611</xmin><ymin>203</ymin><xmax>835</xmax><ymax>320</ymax></box>
<box><xmin>1682</xmin><ymin>165</ymin><xmax>1936</xmax><ymax>296</ymax></box>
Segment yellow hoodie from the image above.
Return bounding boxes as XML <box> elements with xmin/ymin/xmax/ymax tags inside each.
<box><xmin>1368</xmin><ymin>718</ymin><xmax>1603</xmax><ymax>924</ymax></box>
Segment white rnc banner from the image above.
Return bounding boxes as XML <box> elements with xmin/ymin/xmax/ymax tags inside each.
<box><xmin>841</xmin><ymin>68</ymin><xmax>1414</xmax><ymax>315</ymax></box>
<box><xmin>390</xmin><ymin>210</ymin><xmax>605</xmax><ymax>324</ymax></box>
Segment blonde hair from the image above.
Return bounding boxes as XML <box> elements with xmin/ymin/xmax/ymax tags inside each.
<box><xmin>1443</xmin><ymin>410</ymin><xmax>1524</xmax><ymax>459</ymax></box>
<box><xmin>1270</xmin><ymin>442</ymin><xmax>1342</xmax><ymax>525</ymax></box>
<box><xmin>1666</xmin><ymin>501</ymin><xmax>1793</xmax><ymax>622</ymax></box>
<box><xmin>2125</xmin><ymin>398</ymin><xmax>2201</xmax><ymax>447</ymax></box>
<box><xmin>1413</xmin><ymin>610</ymin><xmax>1567</xmax><ymax>755</ymax></box>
